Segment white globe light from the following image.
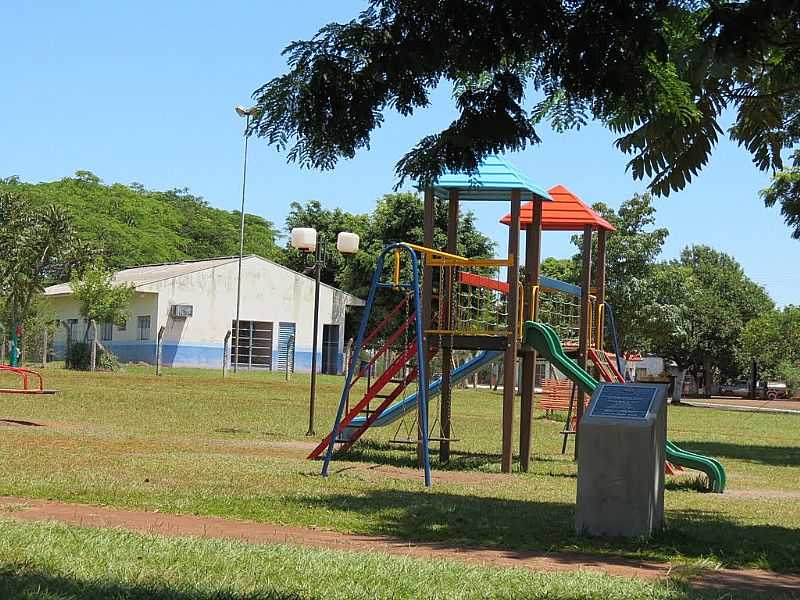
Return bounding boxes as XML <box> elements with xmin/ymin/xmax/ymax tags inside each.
<box><xmin>337</xmin><ymin>231</ymin><xmax>359</xmax><ymax>255</ymax></box>
<box><xmin>291</xmin><ymin>227</ymin><xmax>317</xmax><ymax>252</ymax></box>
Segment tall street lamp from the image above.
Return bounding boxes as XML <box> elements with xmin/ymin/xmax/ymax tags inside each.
<box><xmin>233</xmin><ymin>105</ymin><xmax>257</xmax><ymax>373</ymax></box>
<box><xmin>291</xmin><ymin>228</ymin><xmax>359</xmax><ymax>435</ymax></box>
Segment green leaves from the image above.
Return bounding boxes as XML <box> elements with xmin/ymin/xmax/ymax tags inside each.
<box><xmin>761</xmin><ymin>151</ymin><xmax>800</xmax><ymax>239</ymax></box>
<box><xmin>0</xmin><ymin>190</ymin><xmax>89</xmax><ymax>330</ymax></box>
<box><xmin>70</xmin><ymin>262</ymin><xmax>134</xmax><ymax>327</ymax></box>
<box><xmin>249</xmin><ymin>0</ymin><xmax>800</xmax><ymax>232</ymax></box>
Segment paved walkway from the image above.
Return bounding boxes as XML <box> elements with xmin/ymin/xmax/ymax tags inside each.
<box><xmin>2</xmin><ymin>496</ymin><xmax>798</xmax><ymax>597</ymax></box>
<box><xmin>684</xmin><ymin>396</ymin><xmax>800</xmax><ymax>414</ymax></box>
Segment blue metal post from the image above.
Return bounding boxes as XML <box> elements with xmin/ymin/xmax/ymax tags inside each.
<box><xmin>320</xmin><ymin>243</ymin><xmax>431</xmax><ymax>486</ymax></box>
<box><xmin>321</xmin><ymin>250</ymin><xmax>385</xmax><ymax>477</ymax></box>
<box><xmin>407</xmin><ymin>246</ymin><xmax>432</xmax><ymax>487</ymax></box>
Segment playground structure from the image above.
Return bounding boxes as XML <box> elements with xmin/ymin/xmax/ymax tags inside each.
<box><xmin>311</xmin><ymin>156</ymin><xmax>726</xmax><ymax>492</ymax></box>
<box><xmin>0</xmin><ymin>364</ymin><xmax>56</xmax><ymax>395</ymax></box>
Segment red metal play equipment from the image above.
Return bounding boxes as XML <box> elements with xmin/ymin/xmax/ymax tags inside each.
<box><xmin>0</xmin><ymin>364</ymin><xmax>56</xmax><ymax>395</ymax></box>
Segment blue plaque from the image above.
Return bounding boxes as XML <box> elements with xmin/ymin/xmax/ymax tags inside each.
<box><xmin>589</xmin><ymin>384</ymin><xmax>659</xmax><ymax>420</ymax></box>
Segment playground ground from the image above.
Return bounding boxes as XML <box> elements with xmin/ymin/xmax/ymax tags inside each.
<box><xmin>1</xmin><ymin>366</ymin><xmax>799</xmax><ymax>599</ymax></box>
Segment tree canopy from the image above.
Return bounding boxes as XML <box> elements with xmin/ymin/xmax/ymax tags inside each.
<box><xmin>70</xmin><ymin>262</ymin><xmax>135</xmax><ymax>328</ymax></box>
<box><xmin>250</xmin><ymin>1</ymin><xmax>800</xmax><ymax>233</ymax></box>
<box><xmin>0</xmin><ymin>191</ymin><xmax>89</xmax><ymax>333</ymax></box>
<box><xmin>583</xmin><ymin>193</ymin><xmax>669</xmax><ymax>353</ymax></box>
<box><xmin>740</xmin><ymin>305</ymin><xmax>800</xmax><ymax>379</ymax></box>
<box><xmin>642</xmin><ymin>245</ymin><xmax>772</xmax><ymax>385</ymax></box>
<box><xmin>0</xmin><ymin>173</ymin><xmax>282</xmax><ymax>270</ymax></box>
<box><xmin>284</xmin><ymin>192</ymin><xmax>495</xmax><ymax>296</ymax></box>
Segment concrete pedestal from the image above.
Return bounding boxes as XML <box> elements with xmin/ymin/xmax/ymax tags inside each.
<box><xmin>575</xmin><ymin>383</ymin><xmax>667</xmax><ymax>538</ymax></box>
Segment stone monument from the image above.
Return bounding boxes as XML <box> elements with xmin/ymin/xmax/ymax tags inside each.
<box><xmin>575</xmin><ymin>383</ymin><xmax>667</xmax><ymax>537</ymax></box>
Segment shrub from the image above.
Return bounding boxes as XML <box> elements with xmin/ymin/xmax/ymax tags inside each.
<box><xmin>65</xmin><ymin>342</ymin><xmax>119</xmax><ymax>371</ymax></box>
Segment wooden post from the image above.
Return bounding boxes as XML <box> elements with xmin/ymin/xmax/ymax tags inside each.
<box><xmin>222</xmin><ymin>330</ymin><xmax>231</xmax><ymax>377</ymax></box>
<box><xmin>156</xmin><ymin>325</ymin><xmax>166</xmax><ymax>376</ymax></box>
<box><xmin>596</xmin><ymin>229</ymin><xmax>607</xmax><ymax>351</ymax></box>
<box><xmin>576</xmin><ymin>225</ymin><xmax>593</xmax><ymax>458</ymax></box>
<box><xmin>89</xmin><ymin>319</ymin><xmax>97</xmax><ymax>372</ymax></box>
<box><xmin>502</xmin><ymin>190</ymin><xmax>522</xmax><ymax>473</ymax></box>
<box><xmin>439</xmin><ymin>189</ymin><xmax>459</xmax><ymax>463</ymax></box>
<box><xmin>519</xmin><ymin>197</ymin><xmax>543</xmax><ymax>472</ymax></box>
<box><xmin>41</xmin><ymin>328</ymin><xmax>48</xmax><ymax>368</ymax></box>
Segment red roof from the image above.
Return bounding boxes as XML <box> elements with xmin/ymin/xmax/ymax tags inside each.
<box><xmin>499</xmin><ymin>184</ymin><xmax>615</xmax><ymax>232</ymax></box>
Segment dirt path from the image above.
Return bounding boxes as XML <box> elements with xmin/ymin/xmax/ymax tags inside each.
<box><xmin>1</xmin><ymin>496</ymin><xmax>798</xmax><ymax>597</ymax></box>
<box><xmin>685</xmin><ymin>397</ymin><xmax>800</xmax><ymax>414</ymax></box>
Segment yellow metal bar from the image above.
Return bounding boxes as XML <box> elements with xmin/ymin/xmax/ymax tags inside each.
<box><xmin>531</xmin><ymin>284</ymin><xmax>540</xmax><ymax>321</ymax></box>
<box><xmin>393</xmin><ymin>249</ymin><xmax>401</xmax><ymax>287</ymax></box>
<box><xmin>596</xmin><ymin>303</ymin><xmax>605</xmax><ymax>351</ymax></box>
<box><xmin>402</xmin><ymin>242</ymin><xmax>469</xmax><ymax>264</ymax></box>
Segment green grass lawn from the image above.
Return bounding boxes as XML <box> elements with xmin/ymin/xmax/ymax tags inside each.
<box><xmin>0</xmin><ymin>365</ymin><xmax>798</xmax><ymax>575</ymax></box>
<box><xmin>0</xmin><ymin>518</ymin><xmax>758</xmax><ymax>600</ymax></box>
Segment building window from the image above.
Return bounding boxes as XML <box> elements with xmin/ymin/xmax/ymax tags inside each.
<box><xmin>100</xmin><ymin>322</ymin><xmax>113</xmax><ymax>341</ymax></box>
<box><xmin>137</xmin><ymin>316</ymin><xmax>151</xmax><ymax>340</ymax></box>
<box><xmin>117</xmin><ymin>319</ymin><xmax>127</xmax><ymax>331</ymax></box>
<box><xmin>231</xmin><ymin>320</ymin><xmax>274</xmax><ymax>369</ymax></box>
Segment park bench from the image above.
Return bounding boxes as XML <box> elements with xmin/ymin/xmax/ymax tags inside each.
<box><xmin>538</xmin><ymin>378</ymin><xmax>589</xmax><ymax>453</ymax></box>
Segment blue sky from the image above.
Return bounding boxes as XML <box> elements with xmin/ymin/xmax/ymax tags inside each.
<box><xmin>3</xmin><ymin>1</ymin><xmax>798</xmax><ymax>306</ymax></box>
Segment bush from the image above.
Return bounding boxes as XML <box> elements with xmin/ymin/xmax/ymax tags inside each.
<box><xmin>775</xmin><ymin>361</ymin><xmax>800</xmax><ymax>397</ymax></box>
<box><xmin>65</xmin><ymin>342</ymin><xmax>119</xmax><ymax>371</ymax></box>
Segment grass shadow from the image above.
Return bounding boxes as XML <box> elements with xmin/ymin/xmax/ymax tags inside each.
<box><xmin>676</xmin><ymin>441</ymin><xmax>800</xmax><ymax>467</ymax></box>
<box><xmin>287</xmin><ymin>489</ymin><xmax>800</xmax><ymax>573</ymax></box>
<box><xmin>0</xmin><ymin>565</ymin><xmax>313</xmax><ymax>600</ymax></box>
<box><xmin>341</xmin><ymin>439</ymin><xmax>508</xmax><ymax>472</ymax></box>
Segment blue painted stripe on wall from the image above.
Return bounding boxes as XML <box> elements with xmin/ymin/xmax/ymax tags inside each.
<box><xmin>54</xmin><ymin>342</ymin><xmax>342</xmax><ymax>372</ymax></box>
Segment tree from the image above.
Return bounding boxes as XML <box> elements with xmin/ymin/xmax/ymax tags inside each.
<box><xmin>575</xmin><ymin>193</ymin><xmax>669</xmax><ymax>354</ymax></box>
<box><xmin>678</xmin><ymin>245</ymin><xmax>773</xmax><ymax>382</ymax></box>
<box><xmin>539</xmin><ymin>257</ymin><xmax>578</xmax><ymax>285</ymax></box>
<box><xmin>0</xmin><ymin>191</ymin><xmax>89</xmax><ymax>363</ymax></box>
<box><xmin>70</xmin><ymin>262</ymin><xmax>135</xmax><ymax>329</ymax></box>
<box><xmin>740</xmin><ymin>306</ymin><xmax>800</xmax><ymax>380</ymax></box>
<box><xmin>642</xmin><ymin>262</ymin><xmax>707</xmax><ymax>402</ymax></box>
<box><xmin>250</xmin><ymin>1</ymin><xmax>800</xmax><ymax>225</ymax></box>
<box><xmin>0</xmin><ymin>174</ymin><xmax>283</xmax><ymax>271</ymax></box>
<box><xmin>761</xmin><ymin>151</ymin><xmax>800</xmax><ymax>239</ymax></box>
<box><xmin>643</xmin><ymin>247</ymin><xmax>772</xmax><ymax>400</ymax></box>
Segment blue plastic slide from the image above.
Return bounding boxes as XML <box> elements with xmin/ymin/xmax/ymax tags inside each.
<box><xmin>343</xmin><ymin>350</ymin><xmax>503</xmax><ymax>438</ymax></box>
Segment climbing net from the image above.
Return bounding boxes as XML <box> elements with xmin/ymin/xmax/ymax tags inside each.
<box><xmin>536</xmin><ymin>287</ymin><xmax>582</xmax><ymax>345</ymax></box>
<box><xmin>429</xmin><ymin>266</ymin><xmax>512</xmax><ymax>337</ymax></box>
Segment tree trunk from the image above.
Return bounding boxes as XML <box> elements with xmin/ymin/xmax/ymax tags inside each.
<box><xmin>703</xmin><ymin>355</ymin><xmax>713</xmax><ymax>398</ymax></box>
<box><xmin>89</xmin><ymin>320</ymin><xmax>97</xmax><ymax>372</ymax></box>
<box><xmin>672</xmin><ymin>368</ymin><xmax>687</xmax><ymax>404</ymax></box>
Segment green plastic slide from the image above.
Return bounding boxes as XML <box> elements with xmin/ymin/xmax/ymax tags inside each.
<box><xmin>523</xmin><ymin>322</ymin><xmax>726</xmax><ymax>493</ymax></box>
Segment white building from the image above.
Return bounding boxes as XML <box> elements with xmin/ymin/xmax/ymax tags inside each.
<box><xmin>44</xmin><ymin>256</ymin><xmax>364</xmax><ymax>372</ymax></box>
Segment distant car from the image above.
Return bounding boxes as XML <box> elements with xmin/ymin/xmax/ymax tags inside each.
<box><xmin>719</xmin><ymin>382</ymin><xmax>749</xmax><ymax>398</ymax></box>
<box><xmin>765</xmin><ymin>382</ymin><xmax>789</xmax><ymax>400</ymax></box>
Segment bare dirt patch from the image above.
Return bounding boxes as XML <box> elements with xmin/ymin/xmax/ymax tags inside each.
<box><xmin>1</xmin><ymin>495</ymin><xmax>798</xmax><ymax>597</ymax></box>
<box><xmin>725</xmin><ymin>489</ymin><xmax>800</xmax><ymax>501</ymax></box>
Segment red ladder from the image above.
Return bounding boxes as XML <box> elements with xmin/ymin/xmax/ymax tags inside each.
<box><xmin>308</xmin><ymin>341</ymin><xmax>419</xmax><ymax>459</ymax></box>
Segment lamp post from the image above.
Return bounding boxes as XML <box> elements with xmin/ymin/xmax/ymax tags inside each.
<box><xmin>232</xmin><ymin>105</ymin><xmax>257</xmax><ymax>373</ymax></box>
<box><xmin>291</xmin><ymin>228</ymin><xmax>359</xmax><ymax>436</ymax></box>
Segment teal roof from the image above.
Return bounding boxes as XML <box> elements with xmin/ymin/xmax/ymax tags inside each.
<box><xmin>426</xmin><ymin>155</ymin><xmax>552</xmax><ymax>202</ymax></box>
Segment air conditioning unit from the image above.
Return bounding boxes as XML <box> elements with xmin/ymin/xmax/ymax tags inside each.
<box><xmin>170</xmin><ymin>304</ymin><xmax>193</xmax><ymax>318</ymax></box>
